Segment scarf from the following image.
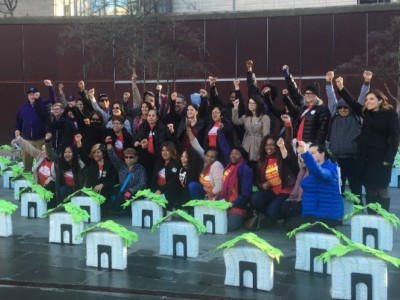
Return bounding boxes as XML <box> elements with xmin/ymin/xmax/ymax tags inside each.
<box><xmin>220</xmin><ymin>159</ymin><xmax>244</xmax><ymax>202</ymax></box>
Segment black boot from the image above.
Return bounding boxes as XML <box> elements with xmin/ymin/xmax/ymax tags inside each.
<box><xmin>365</xmin><ymin>195</ymin><xmax>378</xmax><ymax>215</ymax></box>
<box><xmin>379</xmin><ymin>197</ymin><xmax>391</xmax><ymax>212</ymax></box>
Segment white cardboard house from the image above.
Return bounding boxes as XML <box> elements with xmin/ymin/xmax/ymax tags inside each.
<box><xmin>20</xmin><ymin>192</ymin><xmax>47</xmax><ymax>219</ymax></box>
<box><xmin>71</xmin><ymin>195</ymin><xmax>101</xmax><ymax>223</ymax></box>
<box><xmin>131</xmin><ymin>199</ymin><xmax>163</xmax><ymax>228</ymax></box>
<box><xmin>49</xmin><ymin>212</ymin><xmax>84</xmax><ymax>245</ymax></box>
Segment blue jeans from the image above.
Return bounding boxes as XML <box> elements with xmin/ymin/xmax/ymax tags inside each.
<box><xmin>251</xmin><ymin>189</ymin><xmax>289</xmax><ymax>221</ymax></box>
<box><xmin>227</xmin><ymin>213</ymin><xmax>245</xmax><ymax>231</ymax></box>
<box><xmin>188</xmin><ymin>182</ymin><xmax>206</xmax><ymax>200</ymax></box>
<box><xmin>58</xmin><ymin>185</ymin><xmax>73</xmax><ymax>202</ymax></box>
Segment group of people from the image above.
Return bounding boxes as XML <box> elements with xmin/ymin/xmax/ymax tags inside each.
<box><xmin>13</xmin><ymin>61</ymin><xmax>399</xmax><ymax>232</ymax></box>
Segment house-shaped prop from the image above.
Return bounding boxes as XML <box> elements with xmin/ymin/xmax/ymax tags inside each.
<box><xmin>0</xmin><ymin>199</ymin><xmax>18</xmax><ymax>237</ymax></box>
<box><xmin>78</xmin><ymin>220</ymin><xmax>138</xmax><ymax>270</ymax></box>
<box><xmin>152</xmin><ymin>210</ymin><xmax>206</xmax><ymax>259</ymax></box>
<box><xmin>183</xmin><ymin>199</ymin><xmax>231</xmax><ymax>235</ymax></box>
<box><xmin>43</xmin><ymin>202</ymin><xmax>90</xmax><ymax>245</ymax></box>
<box><xmin>215</xmin><ymin>232</ymin><xmax>284</xmax><ymax>291</ymax></box>
<box><xmin>122</xmin><ymin>189</ymin><xmax>167</xmax><ymax>229</ymax></box>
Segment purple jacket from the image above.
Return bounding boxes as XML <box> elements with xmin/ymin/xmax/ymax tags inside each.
<box><xmin>16</xmin><ymin>86</ymin><xmax>55</xmax><ymax>140</ymax></box>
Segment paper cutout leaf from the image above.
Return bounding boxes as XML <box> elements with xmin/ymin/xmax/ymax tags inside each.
<box><xmin>122</xmin><ymin>189</ymin><xmax>168</xmax><ymax>208</ymax></box>
<box><xmin>77</xmin><ymin>220</ymin><xmax>138</xmax><ymax>247</ymax></box>
<box><xmin>0</xmin><ymin>199</ymin><xmax>18</xmax><ymax>214</ymax></box>
<box><xmin>63</xmin><ymin>187</ymin><xmax>106</xmax><ymax>204</ymax></box>
<box><xmin>183</xmin><ymin>199</ymin><xmax>232</xmax><ymax>210</ymax></box>
<box><xmin>151</xmin><ymin>209</ymin><xmax>206</xmax><ymax>234</ymax></box>
<box><xmin>215</xmin><ymin>232</ymin><xmax>284</xmax><ymax>263</ymax></box>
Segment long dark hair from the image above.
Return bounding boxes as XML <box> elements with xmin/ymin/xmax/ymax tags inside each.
<box><xmin>181</xmin><ymin>148</ymin><xmax>203</xmax><ymax>182</ymax></box>
<box><xmin>161</xmin><ymin>141</ymin><xmax>178</xmax><ymax>163</ymax></box>
<box><xmin>58</xmin><ymin>146</ymin><xmax>81</xmax><ymax>173</ymax></box>
<box><xmin>245</xmin><ymin>94</ymin><xmax>264</xmax><ymax>117</ymax></box>
<box><xmin>257</xmin><ymin>134</ymin><xmax>280</xmax><ymax>170</ymax></box>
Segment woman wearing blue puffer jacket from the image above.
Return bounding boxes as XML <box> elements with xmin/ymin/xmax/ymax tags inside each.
<box><xmin>285</xmin><ymin>141</ymin><xmax>343</xmax><ymax>232</ymax></box>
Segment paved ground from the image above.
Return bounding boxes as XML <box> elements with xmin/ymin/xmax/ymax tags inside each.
<box><xmin>0</xmin><ymin>185</ymin><xmax>399</xmax><ymax>300</ymax></box>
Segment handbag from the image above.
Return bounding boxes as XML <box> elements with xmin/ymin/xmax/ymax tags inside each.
<box><xmin>243</xmin><ymin>202</ymin><xmax>261</xmax><ymax>231</ymax></box>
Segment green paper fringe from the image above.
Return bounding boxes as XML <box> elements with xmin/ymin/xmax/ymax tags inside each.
<box><xmin>0</xmin><ymin>199</ymin><xmax>18</xmax><ymax>214</ymax></box>
<box><xmin>11</xmin><ymin>172</ymin><xmax>35</xmax><ymax>183</ymax></box>
<box><xmin>63</xmin><ymin>187</ymin><xmax>106</xmax><ymax>204</ymax></box>
<box><xmin>0</xmin><ymin>145</ymin><xmax>12</xmax><ymax>150</ymax></box>
<box><xmin>215</xmin><ymin>232</ymin><xmax>284</xmax><ymax>263</ymax></box>
<box><xmin>343</xmin><ymin>191</ymin><xmax>361</xmax><ymax>204</ymax></box>
<box><xmin>317</xmin><ymin>242</ymin><xmax>400</xmax><ymax>268</ymax></box>
<box><xmin>0</xmin><ymin>156</ymin><xmax>12</xmax><ymax>166</ymax></box>
<box><xmin>183</xmin><ymin>199</ymin><xmax>232</xmax><ymax>210</ymax></box>
<box><xmin>0</xmin><ymin>163</ymin><xmax>23</xmax><ymax>177</ymax></box>
<box><xmin>19</xmin><ymin>184</ymin><xmax>54</xmax><ymax>202</ymax></box>
<box><xmin>122</xmin><ymin>189</ymin><xmax>168</xmax><ymax>208</ymax></box>
<box><xmin>42</xmin><ymin>202</ymin><xmax>90</xmax><ymax>224</ymax></box>
<box><xmin>151</xmin><ymin>209</ymin><xmax>207</xmax><ymax>234</ymax></box>
<box><xmin>77</xmin><ymin>220</ymin><xmax>138</xmax><ymax>247</ymax></box>
<box><xmin>286</xmin><ymin>221</ymin><xmax>352</xmax><ymax>245</ymax></box>
<box><xmin>343</xmin><ymin>203</ymin><xmax>400</xmax><ymax>228</ymax></box>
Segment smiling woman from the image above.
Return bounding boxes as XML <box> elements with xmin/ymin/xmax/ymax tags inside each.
<box><xmin>336</xmin><ymin>77</ymin><xmax>400</xmax><ymax>212</ymax></box>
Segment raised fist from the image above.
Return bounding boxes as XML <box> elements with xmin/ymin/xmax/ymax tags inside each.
<box><xmin>78</xmin><ymin>80</ymin><xmax>85</xmax><ymax>90</ymax></box>
<box><xmin>171</xmin><ymin>92</ymin><xmax>177</xmax><ymax>101</ymax></box>
<box><xmin>43</xmin><ymin>80</ymin><xmax>52</xmax><ymax>87</ymax></box>
<box><xmin>325</xmin><ymin>71</ymin><xmax>334</xmax><ymax>82</ymax></box>
<box><xmin>199</xmin><ymin>89</ymin><xmax>207</xmax><ymax>97</ymax></box>
<box><xmin>335</xmin><ymin>77</ymin><xmax>344</xmax><ymax>90</ymax></box>
<box><xmin>363</xmin><ymin>70</ymin><xmax>373</xmax><ymax>82</ymax></box>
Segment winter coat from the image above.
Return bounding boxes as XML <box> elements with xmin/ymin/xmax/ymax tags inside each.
<box><xmin>232</xmin><ymin>110</ymin><xmax>270</xmax><ymax>161</ymax></box>
<box><xmin>301</xmin><ymin>152</ymin><xmax>343</xmax><ymax>220</ymax></box>
<box><xmin>338</xmin><ymin>87</ymin><xmax>400</xmax><ymax>186</ymax></box>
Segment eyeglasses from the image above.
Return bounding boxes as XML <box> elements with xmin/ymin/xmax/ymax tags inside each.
<box><xmin>337</xmin><ymin>106</ymin><xmax>349</xmax><ymax>110</ymax></box>
<box><xmin>91</xmin><ymin>119</ymin><xmax>101</xmax><ymax>123</ymax></box>
<box><xmin>112</xmin><ymin>122</ymin><xmax>122</xmax><ymax>125</ymax></box>
<box><xmin>304</xmin><ymin>92</ymin><xmax>315</xmax><ymax>95</ymax></box>
<box><xmin>99</xmin><ymin>98</ymin><xmax>109</xmax><ymax>102</ymax></box>
<box><xmin>124</xmin><ymin>156</ymin><xmax>136</xmax><ymax>159</ymax></box>
<box><xmin>112</xmin><ymin>107</ymin><xmax>120</xmax><ymax>110</ymax></box>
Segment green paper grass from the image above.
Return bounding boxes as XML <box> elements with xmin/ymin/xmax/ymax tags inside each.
<box><xmin>42</xmin><ymin>202</ymin><xmax>90</xmax><ymax>224</ymax></box>
<box><xmin>317</xmin><ymin>242</ymin><xmax>400</xmax><ymax>268</ymax></box>
<box><xmin>215</xmin><ymin>232</ymin><xmax>284</xmax><ymax>263</ymax></box>
<box><xmin>122</xmin><ymin>189</ymin><xmax>168</xmax><ymax>208</ymax></box>
<box><xmin>77</xmin><ymin>220</ymin><xmax>138</xmax><ymax>247</ymax></box>
<box><xmin>343</xmin><ymin>191</ymin><xmax>361</xmax><ymax>204</ymax></box>
<box><xmin>0</xmin><ymin>156</ymin><xmax>12</xmax><ymax>166</ymax></box>
<box><xmin>0</xmin><ymin>163</ymin><xmax>23</xmax><ymax>177</ymax></box>
<box><xmin>343</xmin><ymin>203</ymin><xmax>400</xmax><ymax>228</ymax></box>
<box><xmin>19</xmin><ymin>184</ymin><xmax>54</xmax><ymax>202</ymax></box>
<box><xmin>11</xmin><ymin>172</ymin><xmax>35</xmax><ymax>183</ymax></box>
<box><xmin>286</xmin><ymin>221</ymin><xmax>352</xmax><ymax>245</ymax></box>
<box><xmin>63</xmin><ymin>187</ymin><xmax>106</xmax><ymax>204</ymax></box>
<box><xmin>0</xmin><ymin>199</ymin><xmax>18</xmax><ymax>214</ymax></box>
<box><xmin>183</xmin><ymin>199</ymin><xmax>232</xmax><ymax>210</ymax></box>
<box><xmin>151</xmin><ymin>209</ymin><xmax>207</xmax><ymax>234</ymax></box>
<box><xmin>0</xmin><ymin>145</ymin><xmax>12</xmax><ymax>150</ymax></box>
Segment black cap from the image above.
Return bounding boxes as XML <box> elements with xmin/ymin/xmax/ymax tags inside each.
<box><xmin>67</xmin><ymin>96</ymin><xmax>77</xmax><ymax>102</ymax></box>
<box><xmin>27</xmin><ymin>87</ymin><xmax>39</xmax><ymax>94</ymax></box>
<box><xmin>143</xmin><ymin>91</ymin><xmax>155</xmax><ymax>99</ymax></box>
<box><xmin>305</xmin><ymin>82</ymin><xmax>320</xmax><ymax>97</ymax></box>
<box><xmin>98</xmin><ymin>93</ymin><xmax>109</xmax><ymax>101</ymax></box>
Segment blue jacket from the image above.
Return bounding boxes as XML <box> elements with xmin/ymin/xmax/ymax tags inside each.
<box><xmin>16</xmin><ymin>86</ymin><xmax>55</xmax><ymax>140</ymax></box>
<box><xmin>300</xmin><ymin>152</ymin><xmax>343</xmax><ymax>219</ymax></box>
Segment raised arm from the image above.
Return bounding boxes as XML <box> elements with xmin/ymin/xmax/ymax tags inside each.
<box><xmin>325</xmin><ymin>71</ymin><xmax>337</xmax><ymax>116</ymax></box>
<box><xmin>357</xmin><ymin>70</ymin><xmax>372</xmax><ymax>105</ymax></box>
<box><xmin>282</xmin><ymin>65</ymin><xmax>304</xmax><ymax>107</ymax></box>
<box><xmin>335</xmin><ymin>77</ymin><xmax>364</xmax><ymax>116</ymax></box>
<box><xmin>246</xmin><ymin>60</ymin><xmax>260</xmax><ymax>97</ymax></box>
